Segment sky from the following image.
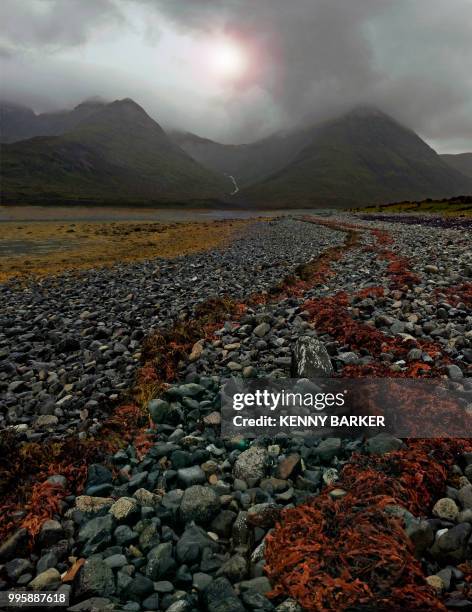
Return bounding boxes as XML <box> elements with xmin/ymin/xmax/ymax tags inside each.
<box><xmin>0</xmin><ymin>0</ymin><xmax>471</xmax><ymax>152</ymax></box>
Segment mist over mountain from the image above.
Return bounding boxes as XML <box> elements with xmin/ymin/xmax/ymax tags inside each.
<box><xmin>0</xmin><ymin>99</ymin><xmax>108</xmax><ymax>143</ymax></box>
<box><xmin>441</xmin><ymin>153</ymin><xmax>472</xmax><ymax>180</ymax></box>
<box><xmin>172</xmin><ymin>129</ymin><xmax>310</xmax><ymax>189</ymax></box>
<box><xmin>0</xmin><ymin>98</ymin><xmax>230</xmax><ymax>205</ymax></box>
<box><xmin>176</xmin><ymin>107</ymin><xmax>472</xmax><ymax>208</ymax></box>
<box><xmin>1</xmin><ymin>98</ymin><xmax>471</xmax><ymax>208</ymax></box>
<box><xmin>2</xmin><ymin>0</ymin><xmax>472</xmax><ymax>153</ymax></box>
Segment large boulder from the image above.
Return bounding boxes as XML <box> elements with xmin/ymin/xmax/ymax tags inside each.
<box><xmin>77</xmin><ymin>558</ymin><xmax>115</xmax><ymax>598</ymax></box>
<box><xmin>78</xmin><ymin>514</ymin><xmax>114</xmax><ymax>555</ymax></box>
<box><xmin>291</xmin><ymin>336</ymin><xmax>333</xmax><ymax>378</ymax></box>
<box><xmin>203</xmin><ymin>577</ymin><xmax>245</xmax><ymax>612</ymax></box>
<box><xmin>176</xmin><ymin>524</ymin><xmax>219</xmax><ymax>564</ymax></box>
<box><xmin>180</xmin><ymin>485</ymin><xmax>220</xmax><ymax>525</ymax></box>
<box><xmin>233</xmin><ymin>446</ymin><xmax>269</xmax><ymax>484</ymax></box>
<box><xmin>146</xmin><ymin>542</ymin><xmax>176</xmax><ymax>580</ymax></box>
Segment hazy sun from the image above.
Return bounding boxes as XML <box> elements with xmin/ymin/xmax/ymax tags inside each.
<box><xmin>207</xmin><ymin>39</ymin><xmax>248</xmax><ymax>81</ymax></box>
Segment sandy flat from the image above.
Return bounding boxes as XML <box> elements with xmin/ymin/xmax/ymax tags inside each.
<box><xmin>0</xmin><ymin>219</ymin><xmax>250</xmax><ymax>281</ymax></box>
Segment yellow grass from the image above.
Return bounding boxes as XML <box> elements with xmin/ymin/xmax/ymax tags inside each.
<box><xmin>0</xmin><ymin>219</ymin><xmax>251</xmax><ymax>282</ymax></box>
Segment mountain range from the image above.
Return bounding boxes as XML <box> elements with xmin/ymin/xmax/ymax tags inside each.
<box><xmin>175</xmin><ymin>108</ymin><xmax>472</xmax><ymax>208</ymax></box>
<box><xmin>1</xmin><ymin>98</ymin><xmax>471</xmax><ymax>207</ymax></box>
<box><xmin>0</xmin><ymin>99</ymin><xmax>229</xmax><ymax>205</ymax></box>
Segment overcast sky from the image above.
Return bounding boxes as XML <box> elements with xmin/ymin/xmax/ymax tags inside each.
<box><xmin>1</xmin><ymin>0</ymin><xmax>471</xmax><ymax>152</ymax></box>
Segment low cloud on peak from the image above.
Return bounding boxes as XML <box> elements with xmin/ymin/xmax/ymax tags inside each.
<box><xmin>0</xmin><ymin>0</ymin><xmax>471</xmax><ymax>152</ymax></box>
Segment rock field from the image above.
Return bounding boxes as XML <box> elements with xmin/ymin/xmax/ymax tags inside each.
<box><xmin>0</xmin><ymin>213</ymin><xmax>471</xmax><ymax>611</ymax></box>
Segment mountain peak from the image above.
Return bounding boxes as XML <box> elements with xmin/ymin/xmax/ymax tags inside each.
<box><xmin>74</xmin><ymin>98</ymin><xmax>107</xmax><ymax>111</ymax></box>
<box><xmin>343</xmin><ymin>105</ymin><xmax>390</xmax><ymax>120</ymax></box>
<box><xmin>99</xmin><ymin>98</ymin><xmax>153</xmax><ymax>123</ymax></box>
<box><xmin>1</xmin><ymin>96</ymin><xmax>229</xmax><ymax>203</ymax></box>
<box><xmin>109</xmin><ymin>98</ymin><xmax>144</xmax><ymax>110</ymax></box>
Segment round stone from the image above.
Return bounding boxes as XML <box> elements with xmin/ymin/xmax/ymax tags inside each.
<box><xmin>426</xmin><ymin>575</ymin><xmax>444</xmax><ymax>593</ymax></box>
<box><xmin>432</xmin><ymin>498</ymin><xmax>459</xmax><ymax>521</ymax></box>
<box><xmin>180</xmin><ymin>485</ymin><xmax>220</xmax><ymax>525</ymax></box>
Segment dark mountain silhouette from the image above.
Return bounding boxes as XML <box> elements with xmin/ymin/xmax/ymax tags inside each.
<box><xmin>0</xmin><ymin>99</ymin><xmax>108</xmax><ymax>143</ymax></box>
<box><xmin>176</xmin><ymin>108</ymin><xmax>472</xmax><ymax>208</ymax></box>
<box><xmin>1</xmin><ymin>98</ymin><xmax>230</xmax><ymax>204</ymax></box>
<box><xmin>1</xmin><ymin>100</ymin><xmax>471</xmax><ymax>208</ymax></box>
<box><xmin>172</xmin><ymin>129</ymin><xmax>308</xmax><ymax>188</ymax></box>
<box><xmin>441</xmin><ymin>153</ymin><xmax>472</xmax><ymax>180</ymax></box>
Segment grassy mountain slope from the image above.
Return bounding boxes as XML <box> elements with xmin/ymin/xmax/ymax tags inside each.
<box><xmin>173</xmin><ymin>130</ymin><xmax>307</xmax><ymax>188</ymax></box>
<box><xmin>1</xmin><ymin>99</ymin><xmax>230</xmax><ymax>204</ymax></box>
<box><xmin>441</xmin><ymin>153</ymin><xmax>472</xmax><ymax>179</ymax></box>
<box><xmin>3</xmin><ymin>99</ymin><xmax>471</xmax><ymax>208</ymax></box>
<box><xmin>241</xmin><ymin>108</ymin><xmax>472</xmax><ymax>208</ymax></box>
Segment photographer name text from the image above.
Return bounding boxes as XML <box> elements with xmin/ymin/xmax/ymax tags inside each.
<box><xmin>232</xmin><ymin>414</ymin><xmax>385</xmax><ymax>428</ymax></box>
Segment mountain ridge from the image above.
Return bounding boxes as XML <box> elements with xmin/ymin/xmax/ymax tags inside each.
<box><xmin>1</xmin><ymin>98</ymin><xmax>471</xmax><ymax>208</ymax></box>
<box><xmin>176</xmin><ymin>108</ymin><xmax>472</xmax><ymax>208</ymax></box>
<box><xmin>1</xmin><ymin>98</ymin><xmax>231</xmax><ymax>205</ymax></box>
<box><xmin>172</xmin><ymin>128</ymin><xmax>308</xmax><ymax>188</ymax></box>
<box><xmin>0</xmin><ymin>99</ymin><xmax>109</xmax><ymax>143</ymax></box>
<box><xmin>441</xmin><ymin>153</ymin><xmax>472</xmax><ymax>180</ymax></box>
<box><xmin>241</xmin><ymin>110</ymin><xmax>472</xmax><ymax>207</ymax></box>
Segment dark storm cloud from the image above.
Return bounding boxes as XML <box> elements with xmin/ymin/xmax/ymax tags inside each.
<box><xmin>150</xmin><ymin>0</ymin><xmax>472</xmax><ymax>149</ymax></box>
<box><xmin>150</xmin><ymin>0</ymin><xmax>472</xmax><ymax>145</ymax></box>
<box><xmin>152</xmin><ymin>0</ymin><xmax>386</xmax><ymax>122</ymax></box>
<box><xmin>0</xmin><ymin>0</ymin><xmax>471</xmax><ymax>151</ymax></box>
<box><xmin>0</xmin><ymin>0</ymin><xmax>123</xmax><ymax>50</ymax></box>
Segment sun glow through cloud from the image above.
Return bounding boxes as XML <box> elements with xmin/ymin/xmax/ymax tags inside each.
<box><xmin>205</xmin><ymin>37</ymin><xmax>249</xmax><ymax>82</ymax></box>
